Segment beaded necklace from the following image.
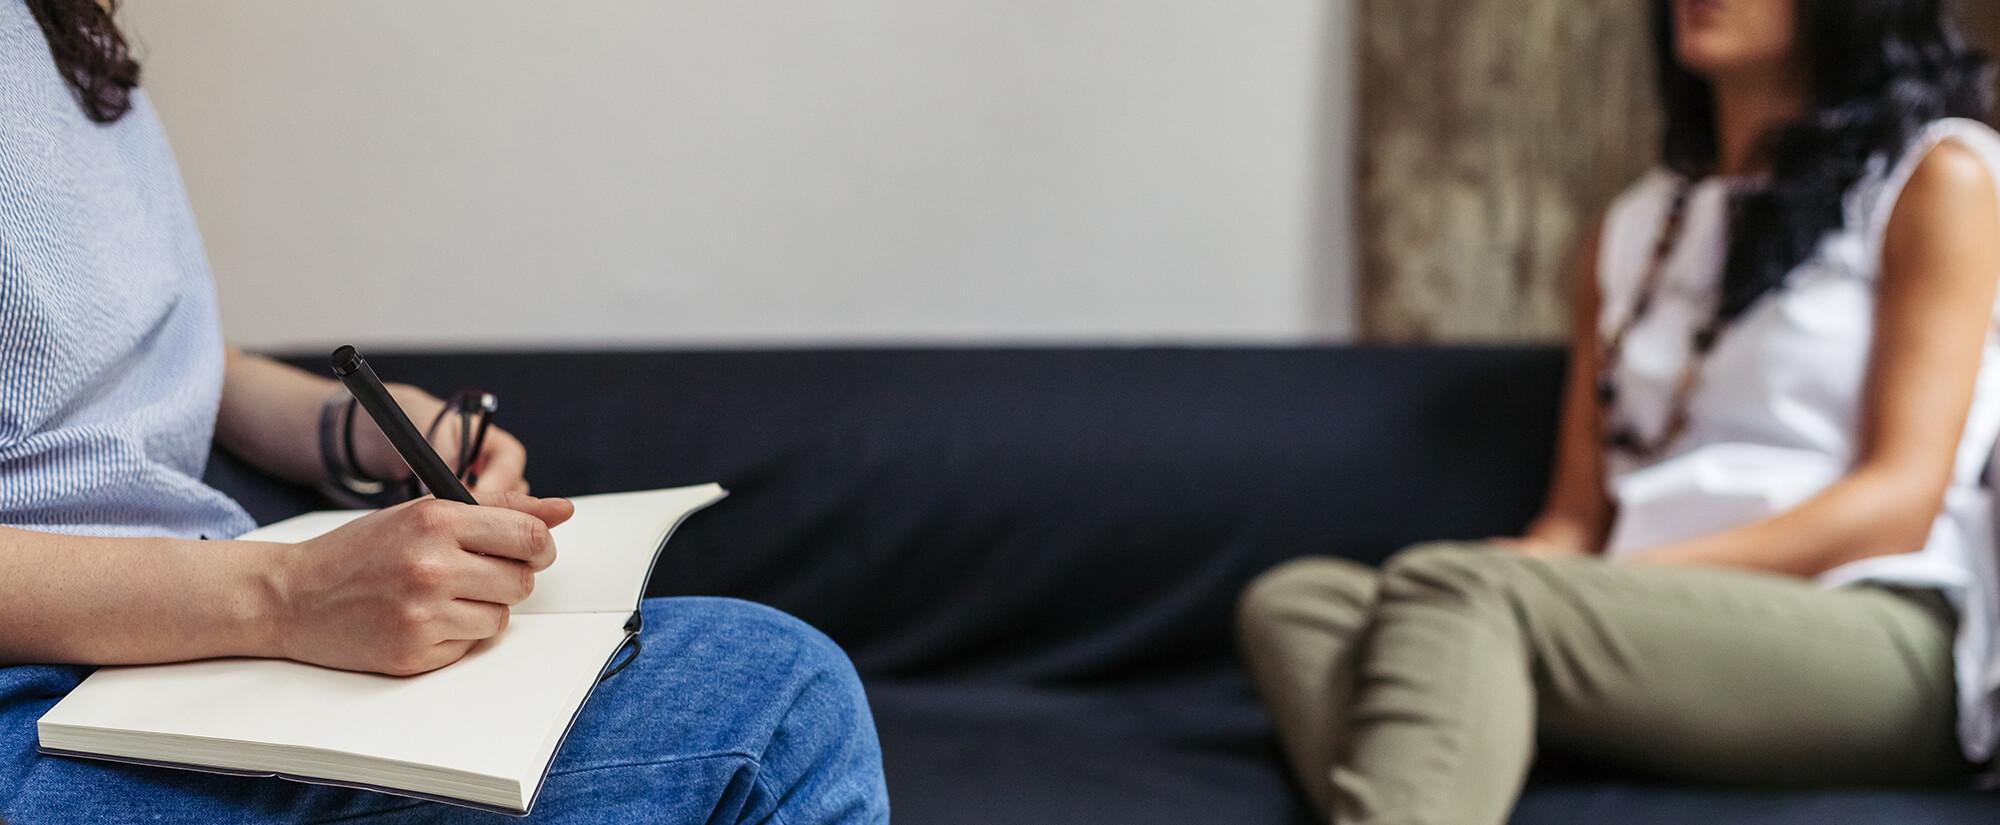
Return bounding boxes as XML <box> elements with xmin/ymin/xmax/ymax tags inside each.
<box><xmin>1597</xmin><ymin>180</ymin><xmax>1725</xmax><ymax>458</ymax></box>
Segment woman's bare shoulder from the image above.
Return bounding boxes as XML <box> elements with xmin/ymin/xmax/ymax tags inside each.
<box><xmin>1898</xmin><ymin>139</ymin><xmax>1998</xmax><ymax>219</ymax></box>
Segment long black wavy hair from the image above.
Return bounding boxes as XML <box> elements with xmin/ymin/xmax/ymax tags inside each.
<box><xmin>25</xmin><ymin>0</ymin><xmax>140</xmax><ymax>124</ymax></box>
<box><xmin>1652</xmin><ymin>0</ymin><xmax>1993</xmax><ymax>326</ymax></box>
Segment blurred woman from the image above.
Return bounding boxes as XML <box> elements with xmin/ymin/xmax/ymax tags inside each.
<box><xmin>1240</xmin><ymin>1</ymin><xmax>2000</xmax><ymax>822</ymax></box>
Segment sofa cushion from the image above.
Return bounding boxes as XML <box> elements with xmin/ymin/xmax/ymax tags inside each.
<box><xmin>281</xmin><ymin>348</ymin><xmax>1561</xmax><ymax>684</ymax></box>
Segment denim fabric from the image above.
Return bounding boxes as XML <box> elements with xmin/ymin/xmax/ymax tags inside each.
<box><xmin>0</xmin><ymin>597</ymin><xmax>889</xmax><ymax>825</ymax></box>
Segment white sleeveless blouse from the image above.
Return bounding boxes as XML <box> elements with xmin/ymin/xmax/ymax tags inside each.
<box><xmin>1597</xmin><ymin>118</ymin><xmax>2000</xmax><ymax>764</ymax></box>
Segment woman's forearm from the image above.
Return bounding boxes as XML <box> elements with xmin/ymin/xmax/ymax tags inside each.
<box><xmin>1627</xmin><ymin>466</ymin><xmax>1941</xmax><ymax>578</ymax></box>
<box><xmin>0</xmin><ymin>526</ymin><xmax>283</xmax><ymax>666</ymax></box>
<box><xmin>1512</xmin><ymin>220</ymin><xmax>1615</xmax><ymax>559</ymax></box>
<box><xmin>215</xmin><ymin>348</ymin><xmax>343</xmax><ymax>486</ymax></box>
<box><xmin>0</xmin><ymin>494</ymin><xmax>571</xmax><ymax>674</ymax></box>
<box><xmin>217</xmin><ymin>348</ymin><xmax>450</xmax><ymax>488</ymax></box>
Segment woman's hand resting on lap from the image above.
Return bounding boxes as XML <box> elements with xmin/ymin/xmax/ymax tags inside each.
<box><xmin>1488</xmin><ymin>514</ymin><xmax>1600</xmax><ymax>560</ymax></box>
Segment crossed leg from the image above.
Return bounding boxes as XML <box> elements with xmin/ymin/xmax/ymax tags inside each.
<box><xmin>1239</xmin><ymin>544</ymin><xmax>1970</xmax><ymax>825</ymax></box>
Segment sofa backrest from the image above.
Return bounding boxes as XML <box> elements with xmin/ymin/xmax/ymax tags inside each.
<box><xmin>225</xmin><ymin>347</ymin><xmax>1564</xmax><ymax>686</ymax></box>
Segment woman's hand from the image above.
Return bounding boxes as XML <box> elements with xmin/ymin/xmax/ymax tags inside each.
<box><xmin>462</xmin><ymin>425</ymin><xmax>530</xmax><ymax>495</ymax></box>
<box><xmin>1488</xmin><ymin>511</ymin><xmax>1601</xmax><ymax>560</ymax></box>
<box><xmin>1488</xmin><ymin>535</ymin><xmax>1592</xmax><ymax>560</ymax></box>
<box><xmin>265</xmin><ymin>492</ymin><xmax>573</xmax><ymax>675</ymax></box>
<box><xmin>351</xmin><ymin>384</ymin><xmax>532</xmax><ymax>496</ymax></box>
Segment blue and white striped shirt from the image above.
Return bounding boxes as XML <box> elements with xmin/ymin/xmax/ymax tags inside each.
<box><xmin>0</xmin><ymin>1</ymin><xmax>254</xmax><ymax>539</ymax></box>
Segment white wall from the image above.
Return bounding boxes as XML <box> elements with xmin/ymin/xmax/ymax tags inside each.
<box><xmin>122</xmin><ymin>1</ymin><xmax>1355</xmax><ymax>351</ymax></box>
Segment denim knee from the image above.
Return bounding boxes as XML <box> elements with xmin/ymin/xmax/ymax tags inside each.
<box><xmin>640</xmin><ymin>597</ymin><xmax>868</xmax><ymax>706</ymax></box>
<box><xmin>628</xmin><ymin>597</ymin><xmax>887</xmax><ymax>824</ymax></box>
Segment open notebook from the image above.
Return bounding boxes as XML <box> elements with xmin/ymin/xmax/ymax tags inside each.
<box><xmin>37</xmin><ymin>484</ymin><xmax>726</xmax><ymax>816</ymax></box>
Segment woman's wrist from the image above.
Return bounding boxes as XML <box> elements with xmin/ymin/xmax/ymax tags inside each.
<box><xmin>318</xmin><ymin>387</ymin><xmax>387</xmax><ymax>495</ymax></box>
<box><xmin>159</xmin><ymin>536</ymin><xmax>292</xmax><ymax>662</ymax></box>
<box><xmin>231</xmin><ymin>540</ymin><xmax>293</xmax><ymax>660</ymax></box>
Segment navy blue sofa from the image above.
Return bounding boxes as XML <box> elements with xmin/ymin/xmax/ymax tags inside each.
<box><xmin>206</xmin><ymin>346</ymin><xmax>2000</xmax><ymax>824</ymax></box>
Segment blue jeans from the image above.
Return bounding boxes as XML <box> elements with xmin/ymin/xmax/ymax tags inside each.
<box><xmin>0</xmin><ymin>597</ymin><xmax>889</xmax><ymax>824</ymax></box>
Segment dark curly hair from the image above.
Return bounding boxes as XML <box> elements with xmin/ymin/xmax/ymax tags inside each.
<box><xmin>25</xmin><ymin>0</ymin><xmax>141</xmax><ymax>124</ymax></box>
<box><xmin>1652</xmin><ymin>0</ymin><xmax>1994</xmax><ymax>326</ymax></box>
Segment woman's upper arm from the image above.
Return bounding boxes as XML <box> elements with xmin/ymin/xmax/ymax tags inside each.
<box><xmin>1526</xmin><ymin>218</ymin><xmax>1614</xmax><ymax>553</ymax></box>
<box><xmin>1861</xmin><ymin>139</ymin><xmax>2000</xmax><ymax>528</ymax></box>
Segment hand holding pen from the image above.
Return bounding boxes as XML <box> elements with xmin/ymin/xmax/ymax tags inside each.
<box><xmin>224</xmin><ymin>345</ymin><xmax>576</xmax><ymax>675</ymax></box>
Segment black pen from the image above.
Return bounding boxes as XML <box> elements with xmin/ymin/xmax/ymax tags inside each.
<box><xmin>328</xmin><ymin>345</ymin><xmax>479</xmax><ymax>505</ymax></box>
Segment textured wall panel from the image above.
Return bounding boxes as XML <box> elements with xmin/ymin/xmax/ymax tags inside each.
<box><xmin>1358</xmin><ymin>2</ymin><xmax>1660</xmax><ymax>342</ymax></box>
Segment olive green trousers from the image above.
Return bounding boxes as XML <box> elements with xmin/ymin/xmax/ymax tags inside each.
<box><xmin>1236</xmin><ymin>543</ymin><xmax>1974</xmax><ymax>825</ymax></box>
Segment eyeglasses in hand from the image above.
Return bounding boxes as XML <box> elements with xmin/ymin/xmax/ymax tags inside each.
<box><xmin>423</xmin><ymin>389</ymin><xmax>498</xmax><ymax>491</ymax></box>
